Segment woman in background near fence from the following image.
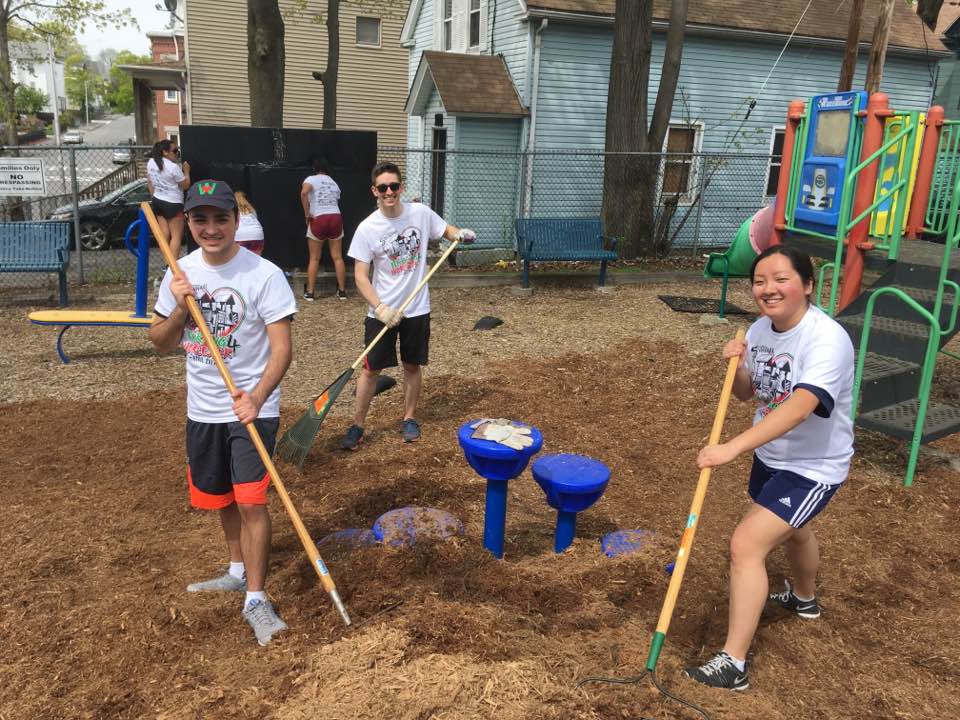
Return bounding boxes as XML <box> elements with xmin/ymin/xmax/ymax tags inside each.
<box><xmin>234</xmin><ymin>191</ymin><xmax>265</xmax><ymax>255</ymax></box>
<box><xmin>146</xmin><ymin>139</ymin><xmax>191</xmax><ymax>262</ymax></box>
<box><xmin>300</xmin><ymin>158</ymin><xmax>346</xmax><ymax>301</ymax></box>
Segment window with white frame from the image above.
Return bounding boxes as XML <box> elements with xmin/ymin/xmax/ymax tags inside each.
<box><xmin>660</xmin><ymin>122</ymin><xmax>703</xmax><ymax>202</ymax></box>
<box><xmin>357</xmin><ymin>16</ymin><xmax>381</xmax><ymax>46</ymax></box>
<box><xmin>765</xmin><ymin>127</ymin><xmax>786</xmax><ymax>197</ymax></box>
<box><xmin>469</xmin><ymin>0</ymin><xmax>481</xmax><ymax>48</ymax></box>
<box><xmin>164</xmin><ymin>89</ymin><xmax>178</xmax><ymax>104</ymax></box>
<box><xmin>443</xmin><ymin>0</ymin><xmax>453</xmax><ymax>51</ymax></box>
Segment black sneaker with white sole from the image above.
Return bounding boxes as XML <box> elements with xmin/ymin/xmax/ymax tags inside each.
<box><xmin>684</xmin><ymin>652</ymin><xmax>749</xmax><ymax>691</ymax></box>
<box><xmin>768</xmin><ymin>579</ymin><xmax>821</xmax><ymax>619</ymax></box>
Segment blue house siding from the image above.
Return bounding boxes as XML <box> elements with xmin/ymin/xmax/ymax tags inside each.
<box><xmin>450</xmin><ymin>118</ymin><xmax>524</xmax><ymax>246</ymax></box>
<box><xmin>490</xmin><ymin>0</ymin><xmax>530</xmax><ymax>102</ymax></box>
<box><xmin>526</xmin><ymin>25</ymin><xmax>937</xmax><ymax>245</ymax></box>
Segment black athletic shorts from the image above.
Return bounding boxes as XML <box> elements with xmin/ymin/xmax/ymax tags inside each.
<box><xmin>152</xmin><ymin>196</ymin><xmax>184</xmax><ymax>219</ymax></box>
<box><xmin>363</xmin><ymin>313</ymin><xmax>430</xmax><ymax>370</ymax></box>
<box><xmin>185</xmin><ymin>418</ymin><xmax>279</xmax><ymax>508</ymax></box>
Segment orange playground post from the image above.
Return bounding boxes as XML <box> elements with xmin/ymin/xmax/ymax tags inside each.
<box><xmin>838</xmin><ymin>92</ymin><xmax>891</xmax><ymax>313</ymax></box>
<box><xmin>904</xmin><ymin>105</ymin><xmax>945</xmax><ymax>240</ymax></box>
<box><xmin>770</xmin><ymin>99</ymin><xmax>807</xmax><ymax>248</ymax></box>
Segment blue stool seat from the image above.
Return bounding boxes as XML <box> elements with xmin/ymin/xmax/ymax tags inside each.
<box><xmin>372</xmin><ymin>506</ymin><xmax>463</xmax><ymax>547</ymax></box>
<box><xmin>532</xmin><ymin>454</ymin><xmax>610</xmax><ymax>512</ymax></box>
<box><xmin>457</xmin><ymin>420</ymin><xmax>543</xmax><ymax>482</ymax></box>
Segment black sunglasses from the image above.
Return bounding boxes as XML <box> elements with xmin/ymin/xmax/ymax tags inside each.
<box><xmin>375</xmin><ymin>182</ymin><xmax>401</xmax><ymax>193</ymax></box>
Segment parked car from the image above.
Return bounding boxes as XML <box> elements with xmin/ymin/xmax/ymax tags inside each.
<box><xmin>63</xmin><ymin>130</ymin><xmax>83</xmax><ymax>144</ymax></box>
<box><xmin>48</xmin><ymin>179</ymin><xmax>151</xmax><ymax>251</ymax></box>
<box><xmin>112</xmin><ymin>147</ymin><xmax>133</xmax><ymax>164</ymax></box>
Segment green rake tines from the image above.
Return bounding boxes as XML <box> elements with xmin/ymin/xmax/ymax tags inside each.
<box><xmin>277</xmin><ymin>368</ymin><xmax>354</xmax><ymax>466</ymax></box>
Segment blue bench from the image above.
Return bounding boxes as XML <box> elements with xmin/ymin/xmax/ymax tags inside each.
<box><xmin>514</xmin><ymin>218</ymin><xmax>618</xmax><ymax>289</ymax></box>
<box><xmin>0</xmin><ymin>221</ymin><xmax>71</xmax><ymax>306</ymax></box>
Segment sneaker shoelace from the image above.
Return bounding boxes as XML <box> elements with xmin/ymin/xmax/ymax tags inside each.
<box><xmin>699</xmin><ymin>653</ymin><xmax>735</xmax><ymax>678</ymax></box>
<box><xmin>248</xmin><ymin>600</ymin><xmax>280</xmax><ymax>628</ymax></box>
<box><xmin>770</xmin><ymin>580</ymin><xmax>794</xmax><ymax>603</ymax></box>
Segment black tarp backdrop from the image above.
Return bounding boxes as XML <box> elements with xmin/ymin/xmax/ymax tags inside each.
<box><xmin>179</xmin><ymin>125</ymin><xmax>377</xmax><ymax>269</ymax></box>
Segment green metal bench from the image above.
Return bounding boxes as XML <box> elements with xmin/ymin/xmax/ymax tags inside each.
<box><xmin>514</xmin><ymin>218</ymin><xmax>618</xmax><ymax>289</ymax></box>
<box><xmin>0</xmin><ymin>221</ymin><xmax>71</xmax><ymax>306</ymax></box>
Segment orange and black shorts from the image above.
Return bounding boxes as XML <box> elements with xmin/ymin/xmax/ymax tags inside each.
<box><xmin>185</xmin><ymin>418</ymin><xmax>278</xmax><ymax>509</ymax></box>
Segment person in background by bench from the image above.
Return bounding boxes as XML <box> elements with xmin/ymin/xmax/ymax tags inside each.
<box><xmin>339</xmin><ymin>161</ymin><xmax>474</xmax><ymax>450</ymax></box>
<box><xmin>146</xmin><ymin>139</ymin><xmax>191</xmax><ymax>263</ymax></box>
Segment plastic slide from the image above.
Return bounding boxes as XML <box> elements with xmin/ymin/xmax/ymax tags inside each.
<box><xmin>703</xmin><ymin>203</ymin><xmax>775</xmax><ymax>278</ymax></box>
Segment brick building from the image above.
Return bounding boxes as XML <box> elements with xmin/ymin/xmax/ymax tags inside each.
<box><xmin>148</xmin><ymin>31</ymin><xmax>185</xmax><ymax>144</ymax></box>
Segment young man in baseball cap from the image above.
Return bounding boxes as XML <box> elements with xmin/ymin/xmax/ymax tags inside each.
<box><xmin>148</xmin><ymin>180</ymin><xmax>298</xmax><ymax>646</ymax></box>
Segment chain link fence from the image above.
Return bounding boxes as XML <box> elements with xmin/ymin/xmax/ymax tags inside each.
<box><xmin>0</xmin><ymin>143</ymin><xmax>156</xmax><ymax>302</ymax></box>
<box><xmin>1</xmin><ymin>144</ymin><xmax>778</xmax><ymax>303</ymax></box>
<box><xmin>377</xmin><ymin>147</ymin><xmax>776</xmax><ymax>257</ymax></box>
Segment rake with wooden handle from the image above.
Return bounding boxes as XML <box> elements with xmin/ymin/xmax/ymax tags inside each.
<box><xmin>645</xmin><ymin>327</ymin><xmax>745</xmax><ymax>671</ymax></box>
<box><xmin>141</xmin><ymin>202</ymin><xmax>351</xmax><ymax>626</ymax></box>
<box><xmin>276</xmin><ymin>236</ymin><xmax>465</xmax><ymax>467</ymax></box>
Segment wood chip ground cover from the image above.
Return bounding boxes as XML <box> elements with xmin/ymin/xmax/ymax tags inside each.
<box><xmin>2</xmin><ymin>279</ymin><xmax>958</xmax><ymax>719</ymax></box>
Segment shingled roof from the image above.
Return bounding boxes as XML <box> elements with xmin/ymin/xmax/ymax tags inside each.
<box><xmin>525</xmin><ymin>0</ymin><xmax>948</xmax><ymax>54</ymax></box>
<box><xmin>406</xmin><ymin>52</ymin><xmax>527</xmax><ymax>116</ymax></box>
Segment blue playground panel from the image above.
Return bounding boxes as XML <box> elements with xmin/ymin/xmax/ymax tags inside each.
<box><xmin>372</xmin><ymin>507</ymin><xmax>464</xmax><ymax>548</ymax></box>
<box><xmin>458</xmin><ymin>419</ymin><xmax>543</xmax><ymax>559</ymax></box>
<box><xmin>532</xmin><ymin>454</ymin><xmax>610</xmax><ymax>553</ymax></box>
<box><xmin>601</xmin><ymin>529</ymin><xmax>653</xmax><ymax>558</ymax></box>
<box><xmin>793</xmin><ymin>90</ymin><xmax>867</xmax><ymax>237</ymax></box>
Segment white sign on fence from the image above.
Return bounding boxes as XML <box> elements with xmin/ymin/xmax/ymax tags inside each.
<box><xmin>0</xmin><ymin>157</ymin><xmax>46</xmax><ymax>196</ymax></box>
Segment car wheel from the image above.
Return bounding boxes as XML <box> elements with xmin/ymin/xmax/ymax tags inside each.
<box><xmin>79</xmin><ymin>221</ymin><xmax>109</xmax><ymax>251</ymax></box>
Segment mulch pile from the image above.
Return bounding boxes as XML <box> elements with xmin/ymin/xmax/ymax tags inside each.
<box><xmin>2</xmin><ymin>280</ymin><xmax>959</xmax><ymax>719</ymax></box>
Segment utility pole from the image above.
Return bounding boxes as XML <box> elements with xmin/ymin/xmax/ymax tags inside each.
<box><xmin>837</xmin><ymin>0</ymin><xmax>866</xmax><ymax>91</ymax></box>
<box><xmin>865</xmin><ymin>0</ymin><xmax>896</xmax><ymax>93</ymax></box>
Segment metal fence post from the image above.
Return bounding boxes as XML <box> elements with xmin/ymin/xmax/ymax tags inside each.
<box><xmin>69</xmin><ymin>146</ymin><xmax>84</xmax><ymax>283</ymax></box>
<box><xmin>691</xmin><ymin>154</ymin><xmax>708</xmax><ymax>256</ymax></box>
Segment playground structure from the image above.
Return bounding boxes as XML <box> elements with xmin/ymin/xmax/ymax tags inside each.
<box><xmin>706</xmin><ymin>90</ymin><xmax>960</xmax><ymax>486</ymax></box>
<box><xmin>28</xmin><ymin>210</ymin><xmax>155</xmax><ymax>363</ymax></box>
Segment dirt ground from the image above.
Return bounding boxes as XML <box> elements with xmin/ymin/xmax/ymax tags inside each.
<box><xmin>3</xmin><ymin>276</ymin><xmax>960</xmax><ymax>720</ymax></box>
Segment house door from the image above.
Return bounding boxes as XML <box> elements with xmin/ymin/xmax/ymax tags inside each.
<box><xmin>431</xmin><ymin>128</ymin><xmax>447</xmax><ymax>215</ymax></box>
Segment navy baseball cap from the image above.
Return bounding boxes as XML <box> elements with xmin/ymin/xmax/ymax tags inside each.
<box><xmin>184</xmin><ymin>179</ymin><xmax>237</xmax><ymax>212</ymax></box>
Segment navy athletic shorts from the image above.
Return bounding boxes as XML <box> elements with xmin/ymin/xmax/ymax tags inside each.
<box><xmin>748</xmin><ymin>455</ymin><xmax>841</xmax><ymax>529</ymax></box>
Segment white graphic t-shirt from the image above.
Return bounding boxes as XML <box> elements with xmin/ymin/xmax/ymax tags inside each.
<box><xmin>146</xmin><ymin>157</ymin><xmax>186</xmax><ymax>204</ymax></box>
<box><xmin>155</xmin><ymin>247</ymin><xmax>297</xmax><ymax>422</ymax></box>
<box><xmin>347</xmin><ymin>202</ymin><xmax>447</xmax><ymax>319</ymax></box>
<box><xmin>746</xmin><ymin>304</ymin><xmax>855</xmax><ymax>486</ymax></box>
<box><xmin>304</xmin><ymin>174</ymin><xmax>341</xmax><ymax>216</ymax></box>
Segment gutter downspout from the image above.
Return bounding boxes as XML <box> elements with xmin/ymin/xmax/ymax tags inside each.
<box><xmin>523</xmin><ymin>18</ymin><xmax>547</xmax><ymax>217</ymax></box>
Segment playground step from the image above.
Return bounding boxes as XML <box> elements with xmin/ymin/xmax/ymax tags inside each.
<box><xmin>857</xmin><ymin>400</ymin><xmax>960</xmax><ymax>443</ymax></box>
<box><xmin>861</xmin><ymin>284</ymin><xmax>957</xmax><ymax>324</ymax></box>
<box><xmin>897</xmin><ymin>239</ymin><xmax>960</xmax><ymax>270</ymax></box>
<box><xmin>857</xmin><ymin>352</ymin><xmax>921</xmax><ymax>414</ymax></box>
<box><xmin>840</xmin><ymin>314</ymin><xmax>933</xmax><ymax>365</ymax></box>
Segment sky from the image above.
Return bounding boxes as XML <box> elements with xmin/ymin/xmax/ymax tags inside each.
<box><xmin>76</xmin><ymin>0</ymin><xmax>177</xmax><ymax>58</ymax></box>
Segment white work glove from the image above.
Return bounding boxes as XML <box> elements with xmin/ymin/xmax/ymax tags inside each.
<box><xmin>455</xmin><ymin>228</ymin><xmax>476</xmax><ymax>244</ymax></box>
<box><xmin>470</xmin><ymin>418</ymin><xmax>533</xmax><ymax>450</ymax></box>
<box><xmin>374</xmin><ymin>302</ymin><xmax>403</xmax><ymax>328</ymax></box>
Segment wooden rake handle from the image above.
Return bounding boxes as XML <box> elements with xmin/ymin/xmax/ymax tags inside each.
<box><xmin>646</xmin><ymin>327</ymin><xmax>746</xmax><ymax>671</ymax></box>
<box><xmin>141</xmin><ymin>203</ymin><xmax>351</xmax><ymax>626</ymax></box>
<box><xmin>350</xmin><ymin>238</ymin><xmax>461</xmax><ymax>371</ymax></box>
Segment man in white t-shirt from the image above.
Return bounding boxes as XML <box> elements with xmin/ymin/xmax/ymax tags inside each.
<box><xmin>149</xmin><ymin>180</ymin><xmax>297</xmax><ymax>647</ymax></box>
<box><xmin>340</xmin><ymin>161</ymin><xmax>474</xmax><ymax>449</ymax></box>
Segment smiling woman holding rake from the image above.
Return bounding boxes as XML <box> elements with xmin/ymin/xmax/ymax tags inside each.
<box><xmin>684</xmin><ymin>245</ymin><xmax>855</xmax><ymax>691</ymax></box>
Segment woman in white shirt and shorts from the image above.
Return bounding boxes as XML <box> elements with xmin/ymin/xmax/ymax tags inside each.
<box><xmin>146</xmin><ymin>139</ymin><xmax>191</xmax><ymax>261</ymax></box>
<box><xmin>300</xmin><ymin>158</ymin><xmax>346</xmax><ymax>301</ymax></box>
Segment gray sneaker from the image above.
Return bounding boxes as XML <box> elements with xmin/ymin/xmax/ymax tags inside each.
<box><xmin>186</xmin><ymin>572</ymin><xmax>247</xmax><ymax>593</ymax></box>
<box><xmin>243</xmin><ymin>598</ymin><xmax>288</xmax><ymax>646</ymax></box>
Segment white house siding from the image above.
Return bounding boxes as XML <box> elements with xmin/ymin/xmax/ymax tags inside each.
<box><xmin>450</xmin><ymin>117</ymin><xmax>523</xmax><ymax>246</ymax></box>
<box><xmin>186</xmin><ymin>0</ymin><xmax>409</xmax><ymax>147</ymax></box>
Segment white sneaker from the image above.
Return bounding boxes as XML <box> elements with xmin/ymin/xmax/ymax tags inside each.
<box><xmin>186</xmin><ymin>572</ymin><xmax>246</xmax><ymax>593</ymax></box>
<box><xmin>243</xmin><ymin>598</ymin><xmax>288</xmax><ymax>646</ymax></box>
